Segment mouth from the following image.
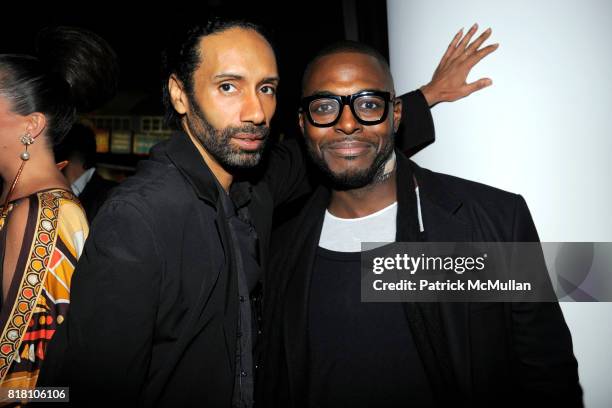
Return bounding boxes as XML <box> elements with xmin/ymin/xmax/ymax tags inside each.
<box><xmin>324</xmin><ymin>140</ymin><xmax>373</xmax><ymax>158</ymax></box>
<box><xmin>231</xmin><ymin>133</ymin><xmax>265</xmax><ymax>151</ymax></box>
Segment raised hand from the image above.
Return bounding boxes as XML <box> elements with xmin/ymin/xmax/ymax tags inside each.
<box><xmin>420</xmin><ymin>23</ymin><xmax>499</xmax><ymax>107</ymax></box>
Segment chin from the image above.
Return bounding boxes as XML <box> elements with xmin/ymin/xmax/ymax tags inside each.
<box><xmin>222</xmin><ymin>151</ymin><xmax>264</xmax><ymax>169</ymax></box>
<box><xmin>326</xmin><ymin>158</ymin><xmax>373</xmax><ymax>176</ymax></box>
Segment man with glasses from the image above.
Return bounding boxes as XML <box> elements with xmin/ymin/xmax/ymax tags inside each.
<box><xmin>260</xmin><ymin>41</ymin><xmax>582</xmax><ymax>407</ymax></box>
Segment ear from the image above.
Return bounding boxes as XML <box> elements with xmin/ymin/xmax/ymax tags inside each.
<box><xmin>168</xmin><ymin>74</ymin><xmax>189</xmax><ymax>115</ymax></box>
<box><xmin>392</xmin><ymin>97</ymin><xmax>402</xmax><ymax>133</ymax></box>
<box><xmin>25</xmin><ymin>112</ymin><xmax>47</xmax><ymax>139</ymax></box>
<box><xmin>56</xmin><ymin>160</ymin><xmax>69</xmax><ymax>171</ymax></box>
<box><xmin>298</xmin><ymin>111</ymin><xmax>305</xmax><ymax>135</ymax></box>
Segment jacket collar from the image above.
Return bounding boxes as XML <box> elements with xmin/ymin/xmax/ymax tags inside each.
<box><xmin>161</xmin><ymin>131</ymin><xmax>221</xmax><ymax>206</ymax></box>
<box><xmin>402</xmin><ymin>155</ymin><xmax>472</xmax><ymax>242</ymax></box>
<box><xmin>398</xmin><ymin>152</ymin><xmax>464</xmax><ymax>218</ymax></box>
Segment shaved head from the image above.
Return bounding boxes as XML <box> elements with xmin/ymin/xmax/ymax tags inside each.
<box><xmin>302</xmin><ymin>40</ymin><xmax>394</xmax><ymax>95</ymax></box>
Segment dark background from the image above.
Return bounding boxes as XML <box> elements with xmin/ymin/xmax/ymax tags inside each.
<box><xmin>0</xmin><ymin>1</ymin><xmax>390</xmax><ymax>140</ymax></box>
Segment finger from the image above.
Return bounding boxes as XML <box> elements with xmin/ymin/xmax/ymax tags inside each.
<box><xmin>440</xmin><ymin>28</ymin><xmax>464</xmax><ymax>65</ymax></box>
<box><xmin>452</xmin><ymin>23</ymin><xmax>478</xmax><ymax>58</ymax></box>
<box><xmin>466</xmin><ymin>43</ymin><xmax>499</xmax><ymax>68</ymax></box>
<box><xmin>462</xmin><ymin>78</ymin><xmax>493</xmax><ymax>97</ymax></box>
<box><xmin>466</xmin><ymin>27</ymin><xmax>492</xmax><ymax>55</ymax></box>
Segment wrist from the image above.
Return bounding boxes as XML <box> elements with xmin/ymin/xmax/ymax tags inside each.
<box><xmin>419</xmin><ymin>84</ymin><xmax>439</xmax><ymax>107</ymax></box>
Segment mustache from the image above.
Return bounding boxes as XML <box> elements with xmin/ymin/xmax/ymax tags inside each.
<box><xmin>319</xmin><ymin>136</ymin><xmax>376</xmax><ymax>149</ymax></box>
<box><xmin>224</xmin><ymin>124</ymin><xmax>270</xmax><ymax>139</ymax></box>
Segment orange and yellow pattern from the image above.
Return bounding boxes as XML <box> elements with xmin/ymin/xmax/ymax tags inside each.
<box><xmin>0</xmin><ymin>190</ymin><xmax>88</xmax><ymax>393</ymax></box>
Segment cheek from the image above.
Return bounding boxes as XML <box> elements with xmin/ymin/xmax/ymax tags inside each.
<box><xmin>304</xmin><ymin>128</ymin><xmax>328</xmax><ymax>152</ymax></box>
<box><xmin>371</xmin><ymin>124</ymin><xmax>394</xmax><ymax>149</ymax></box>
<box><xmin>263</xmin><ymin>98</ymin><xmax>276</xmax><ymax>121</ymax></box>
<box><xmin>199</xmin><ymin>94</ymin><xmax>240</xmax><ymax>128</ymax></box>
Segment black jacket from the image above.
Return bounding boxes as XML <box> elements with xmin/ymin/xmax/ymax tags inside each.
<box><xmin>40</xmin><ymin>91</ymin><xmax>434</xmax><ymax>407</ymax></box>
<box><xmin>45</xmin><ymin>132</ymin><xmax>308</xmax><ymax>407</ymax></box>
<box><xmin>261</xmin><ymin>152</ymin><xmax>582</xmax><ymax>407</ymax></box>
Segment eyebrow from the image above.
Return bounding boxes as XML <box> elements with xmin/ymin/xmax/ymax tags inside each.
<box><xmin>261</xmin><ymin>76</ymin><xmax>280</xmax><ymax>84</ymax></box>
<box><xmin>214</xmin><ymin>73</ymin><xmax>245</xmax><ymax>81</ymax></box>
<box><xmin>213</xmin><ymin>73</ymin><xmax>280</xmax><ymax>84</ymax></box>
<box><xmin>308</xmin><ymin>88</ymin><xmax>387</xmax><ymax>97</ymax></box>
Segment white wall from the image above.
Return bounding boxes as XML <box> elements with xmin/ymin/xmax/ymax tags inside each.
<box><xmin>388</xmin><ymin>1</ymin><xmax>612</xmax><ymax>406</ymax></box>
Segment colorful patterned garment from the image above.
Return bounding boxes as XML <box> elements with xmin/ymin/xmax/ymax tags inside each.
<box><xmin>0</xmin><ymin>189</ymin><xmax>88</xmax><ymax>394</ymax></box>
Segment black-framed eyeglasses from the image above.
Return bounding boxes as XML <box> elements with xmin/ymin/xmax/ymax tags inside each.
<box><xmin>300</xmin><ymin>90</ymin><xmax>394</xmax><ymax>127</ymax></box>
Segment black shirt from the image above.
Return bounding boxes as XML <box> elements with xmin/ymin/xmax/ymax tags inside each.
<box><xmin>308</xmin><ymin>247</ymin><xmax>434</xmax><ymax>408</ymax></box>
<box><xmin>222</xmin><ymin>184</ymin><xmax>262</xmax><ymax>408</ymax></box>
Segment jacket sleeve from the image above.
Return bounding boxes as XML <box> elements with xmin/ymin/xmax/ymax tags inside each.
<box><xmin>509</xmin><ymin>195</ymin><xmax>583</xmax><ymax>406</ymax></box>
<box><xmin>263</xmin><ymin>138</ymin><xmax>311</xmax><ymax>208</ymax></box>
<box><xmin>55</xmin><ymin>199</ymin><xmax>161</xmax><ymax>404</ymax></box>
<box><xmin>396</xmin><ymin>89</ymin><xmax>435</xmax><ymax>156</ymax></box>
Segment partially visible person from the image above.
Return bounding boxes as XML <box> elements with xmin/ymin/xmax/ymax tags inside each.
<box><xmin>0</xmin><ymin>26</ymin><xmax>118</xmax><ymax>398</ymax></box>
<box><xmin>55</xmin><ymin>123</ymin><xmax>118</xmax><ymax>223</ymax></box>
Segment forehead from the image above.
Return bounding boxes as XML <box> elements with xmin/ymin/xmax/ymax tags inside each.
<box><xmin>303</xmin><ymin>52</ymin><xmax>392</xmax><ymax>95</ymax></box>
<box><xmin>196</xmin><ymin>27</ymin><xmax>278</xmax><ymax>79</ymax></box>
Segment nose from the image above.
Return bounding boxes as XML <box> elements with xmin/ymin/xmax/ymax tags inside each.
<box><xmin>335</xmin><ymin>104</ymin><xmax>360</xmax><ymax>135</ymax></box>
<box><xmin>240</xmin><ymin>91</ymin><xmax>267</xmax><ymax>125</ymax></box>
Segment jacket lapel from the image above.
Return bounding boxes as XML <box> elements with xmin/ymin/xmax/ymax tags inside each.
<box><xmin>396</xmin><ymin>154</ymin><xmax>474</xmax><ymax>401</ymax></box>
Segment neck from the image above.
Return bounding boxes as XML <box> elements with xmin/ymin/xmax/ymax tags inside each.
<box><xmin>1</xmin><ymin>144</ymin><xmax>69</xmax><ymax>204</ymax></box>
<box><xmin>185</xmin><ymin>130</ymin><xmax>233</xmax><ymax>192</ymax></box>
<box><xmin>328</xmin><ymin>170</ymin><xmax>397</xmax><ymax>219</ymax></box>
<box><xmin>63</xmin><ymin>163</ymin><xmax>87</xmax><ymax>185</ymax></box>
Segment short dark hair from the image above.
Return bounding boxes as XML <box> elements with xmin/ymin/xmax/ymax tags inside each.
<box><xmin>161</xmin><ymin>18</ymin><xmax>271</xmax><ymax>130</ymax></box>
<box><xmin>301</xmin><ymin>40</ymin><xmax>394</xmax><ymax>95</ymax></box>
<box><xmin>54</xmin><ymin>123</ymin><xmax>97</xmax><ymax>169</ymax></box>
<box><xmin>0</xmin><ymin>26</ymin><xmax>119</xmax><ymax>145</ymax></box>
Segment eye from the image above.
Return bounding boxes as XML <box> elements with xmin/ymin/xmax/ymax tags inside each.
<box><xmin>261</xmin><ymin>85</ymin><xmax>276</xmax><ymax>95</ymax></box>
<box><xmin>358</xmin><ymin>100</ymin><xmax>381</xmax><ymax>110</ymax></box>
<box><xmin>313</xmin><ymin>103</ymin><xmax>336</xmax><ymax>113</ymax></box>
<box><xmin>219</xmin><ymin>83</ymin><xmax>237</xmax><ymax>93</ymax></box>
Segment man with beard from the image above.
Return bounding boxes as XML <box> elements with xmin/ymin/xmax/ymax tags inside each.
<box><xmin>260</xmin><ymin>42</ymin><xmax>582</xmax><ymax>407</ymax></box>
<box><xmin>41</xmin><ymin>19</ymin><xmax>497</xmax><ymax>407</ymax></box>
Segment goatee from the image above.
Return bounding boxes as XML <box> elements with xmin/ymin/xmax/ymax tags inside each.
<box><xmin>305</xmin><ymin>136</ymin><xmax>395</xmax><ymax>191</ymax></box>
<box><xmin>185</xmin><ymin>94</ymin><xmax>270</xmax><ymax>170</ymax></box>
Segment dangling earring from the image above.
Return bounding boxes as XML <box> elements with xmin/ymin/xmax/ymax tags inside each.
<box><xmin>0</xmin><ymin>133</ymin><xmax>33</xmax><ymax>230</ymax></box>
<box><xmin>20</xmin><ymin>132</ymin><xmax>34</xmax><ymax>161</ymax></box>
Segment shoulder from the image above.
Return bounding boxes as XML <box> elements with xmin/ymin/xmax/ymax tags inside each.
<box><xmin>104</xmin><ymin>154</ymin><xmax>194</xmax><ymax>222</ymax></box>
<box><xmin>409</xmin><ymin>162</ymin><xmax>536</xmax><ymax>240</ymax></box>
<box><xmin>37</xmin><ymin>190</ymin><xmax>89</xmax><ymax>259</ymax></box>
<box><xmin>419</xmin><ymin>166</ymin><xmax>519</xmax><ymax>203</ymax></box>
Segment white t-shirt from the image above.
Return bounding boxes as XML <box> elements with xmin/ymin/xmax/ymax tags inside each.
<box><xmin>318</xmin><ymin>202</ymin><xmax>397</xmax><ymax>252</ymax></box>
